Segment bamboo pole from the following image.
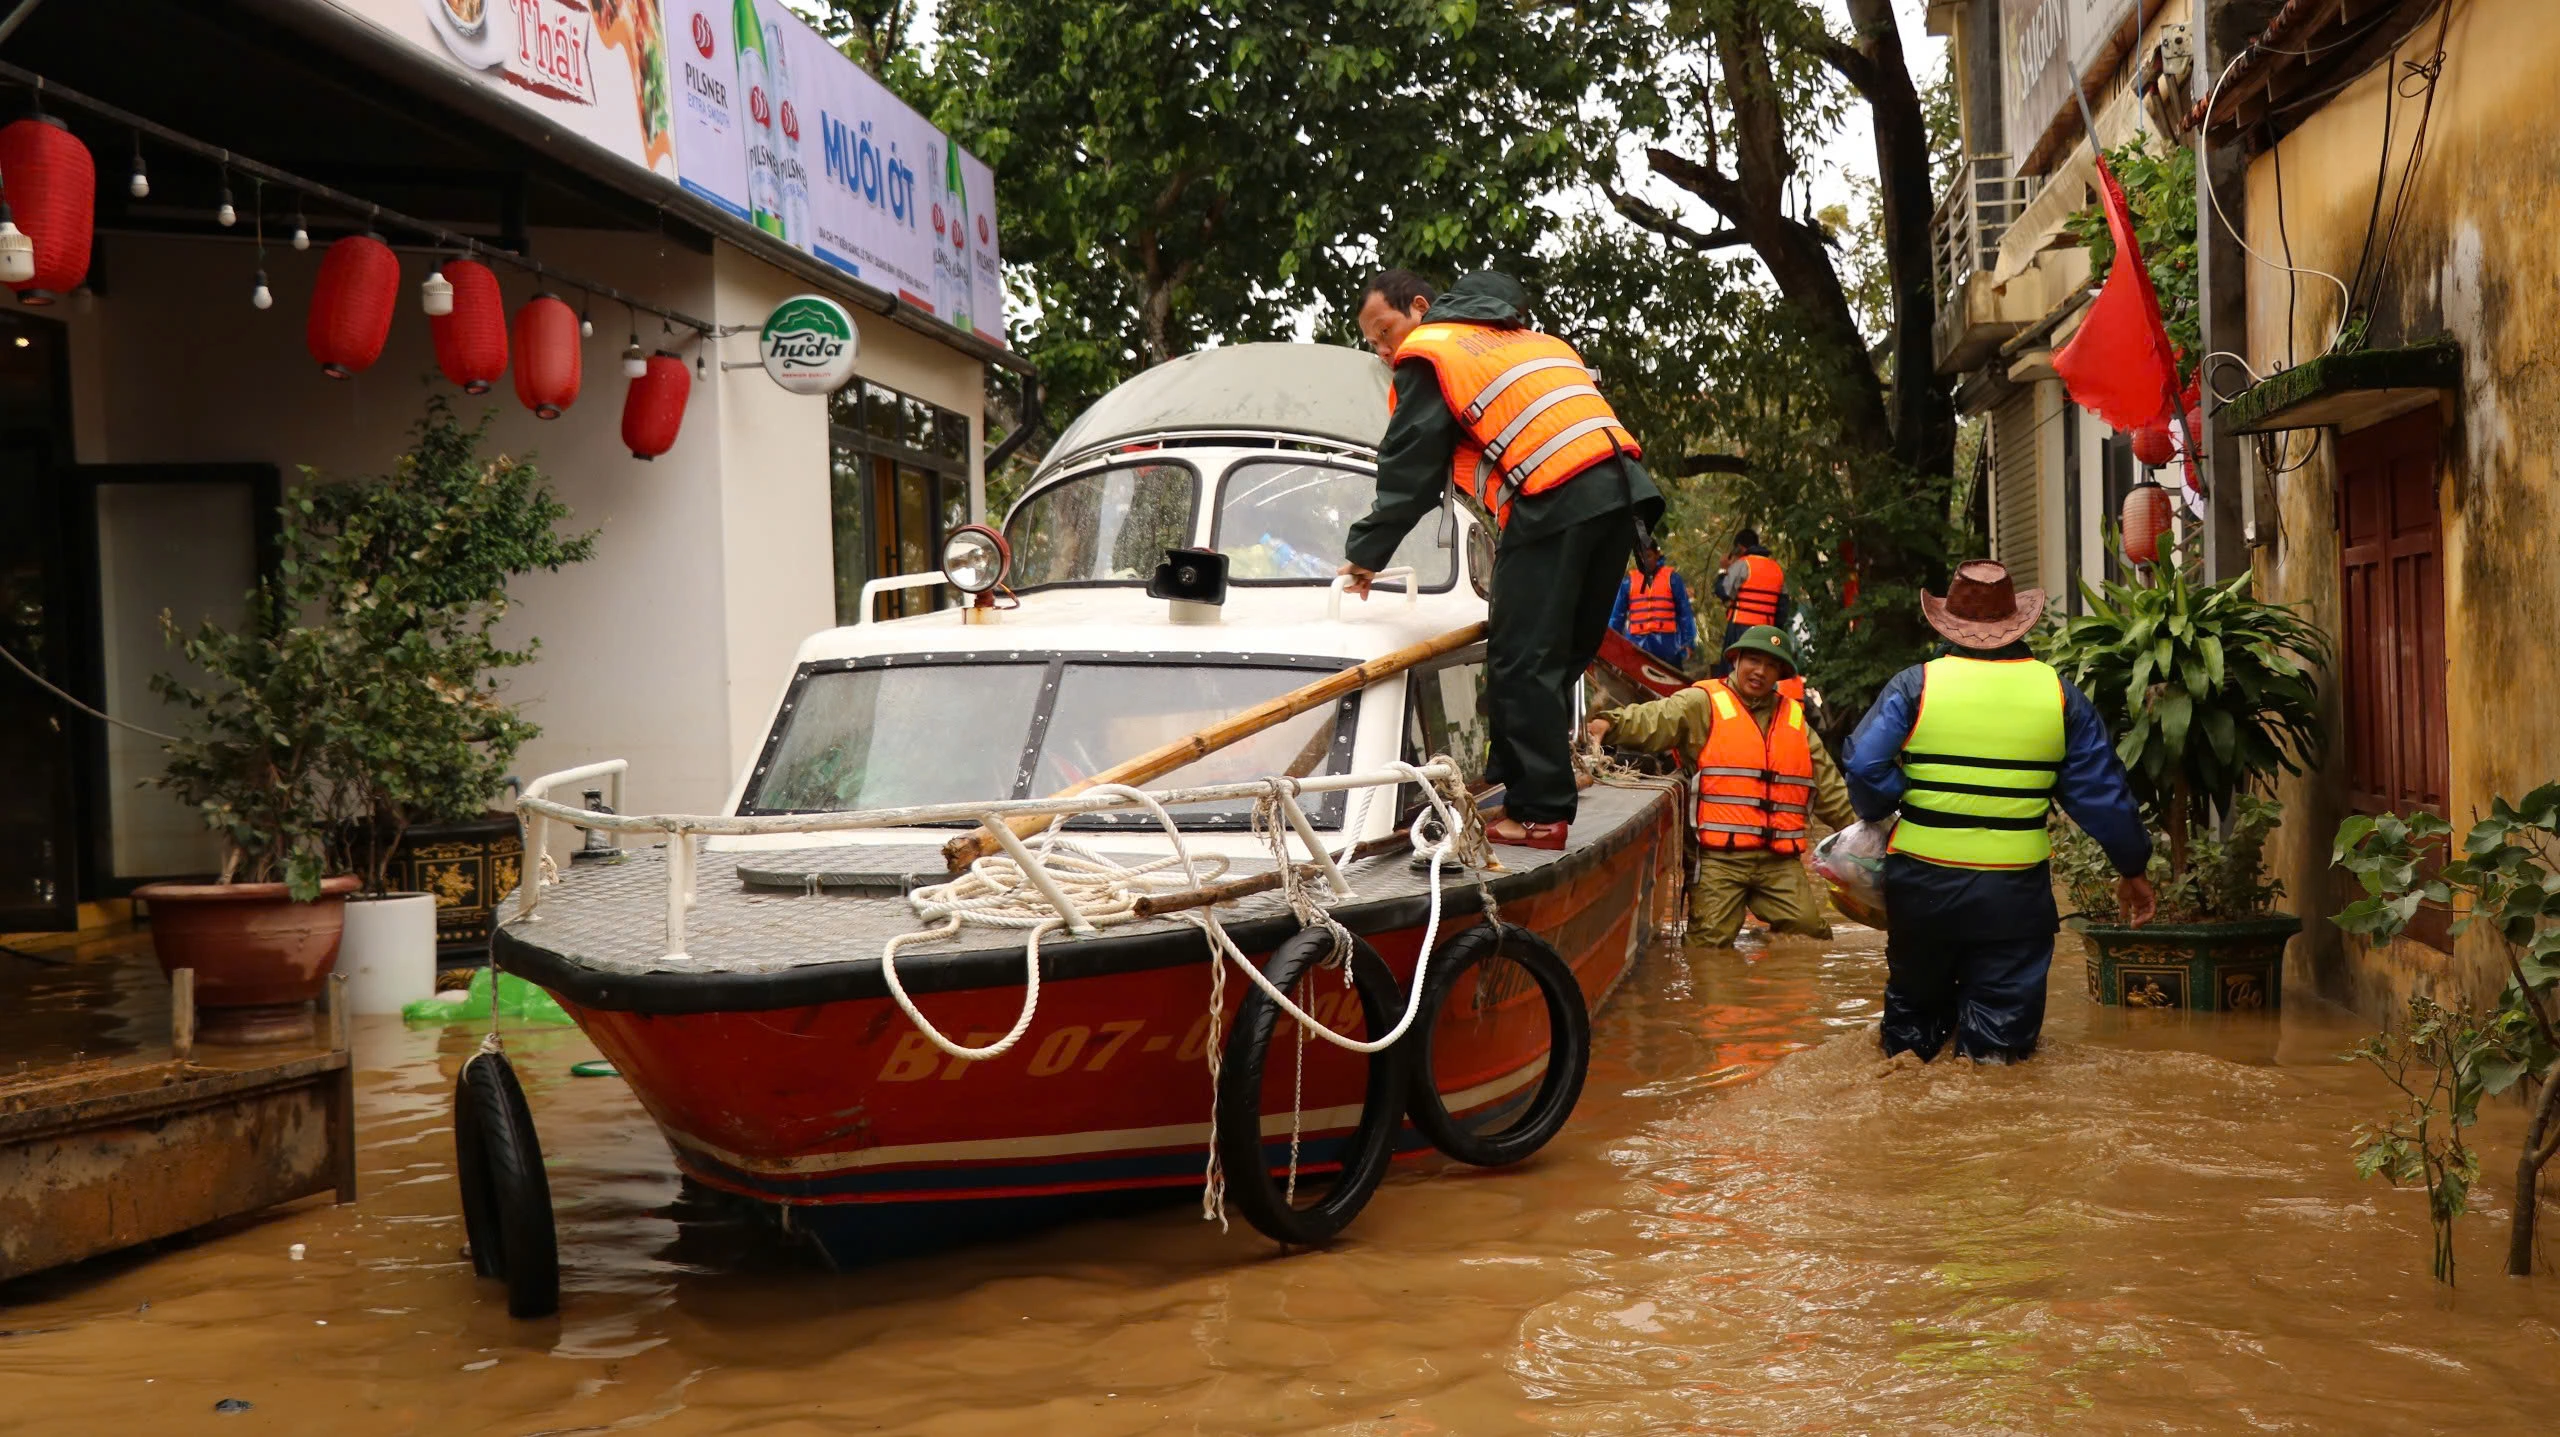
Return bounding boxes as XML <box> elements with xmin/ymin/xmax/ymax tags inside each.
<box><xmin>942</xmin><ymin>621</ymin><xmax>1487</xmax><ymax>872</ymax></box>
<box><xmin>1130</xmin><ymin>833</ymin><xmax>1415</xmax><ymax>918</ymax></box>
<box><xmin>169</xmin><ymin>968</ymin><xmax>194</xmax><ymax>1060</ymax></box>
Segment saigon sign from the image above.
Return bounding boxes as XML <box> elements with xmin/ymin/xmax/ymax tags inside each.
<box><xmin>758</xmin><ymin>294</ymin><xmax>859</xmax><ymax>394</ymax></box>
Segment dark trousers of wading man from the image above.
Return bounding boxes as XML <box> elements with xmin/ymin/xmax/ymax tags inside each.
<box><xmin>1338</xmin><ymin>269</ymin><xmax>1664</xmax><ymax>846</ymax></box>
<box><xmin>1840</xmin><ymin>561</ymin><xmax>2156</xmax><ymax>1062</ymax></box>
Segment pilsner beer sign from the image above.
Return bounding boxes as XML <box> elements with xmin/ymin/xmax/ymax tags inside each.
<box><xmin>759</xmin><ymin>295</ymin><xmax>858</xmax><ymax>394</ymax></box>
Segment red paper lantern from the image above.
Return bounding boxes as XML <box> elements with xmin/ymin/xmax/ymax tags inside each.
<box><xmin>2131</xmin><ymin>421</ymin><xmax>2175</xmax><ymax>468</ymax></box>
<box><xmin>0</xmin><ymin>115</ymin><xmax>95</xmax><ymax>304</ymax></box>
<box><xmin>429</xmin><ymin>259</ymin><xmax>507</xmax><ymax>394</ymax></box>
<box><xmin>307</xmin><ymin>234</ymin><xmax>400</xmax><ymax>379</ymax></box>
<box><xmin>2122</xmin><ymin>480</ymin><xmax>2174</xmax><ymax>566</ymax></box>
<box><xmin>621</xmin><ymin>351</ymin><xmax>690</xmax><ymax>459</ymax></box>
<box><xmin>511</xmin><ymin>294</ymin><xmax>582</xmax><ymax>419</ymax></box>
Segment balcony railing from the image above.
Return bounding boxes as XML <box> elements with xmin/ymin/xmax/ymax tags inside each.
<box><xmin>1931</xmin><ymin>154</ymin><xmax>2037</xmax><ymax>301</ymax></box>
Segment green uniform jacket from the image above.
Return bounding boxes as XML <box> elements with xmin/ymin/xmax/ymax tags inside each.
<box><xmin>1344</xmin><ymin>274</ymin><xmax>1664</xmax><ymax>571</ymax></box>
<box><xmin>1601</xmin><ymin>685</ymin><xmax>1859</xmax><ymax>832</ymax></box>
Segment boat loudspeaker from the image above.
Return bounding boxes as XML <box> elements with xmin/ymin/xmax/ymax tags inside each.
<box><xmin>453</xmin><ymin>1047</ymin><xmax>561</xmax><ymax>1317</ymax></box>
<box><xmin>1402</xmin><ymin>923</ymin><xmax>1591</xmax><ymax>1167</ymax></box>
<box><xmin>1214</xmin><ymin>926</ymin><xmax>1408</xmax><ymax>1247</ymax></box>
<box><xmin>1147</xmin><ymin>545</ymin><xmax>1228</xmax><ymax>620</ymax></box>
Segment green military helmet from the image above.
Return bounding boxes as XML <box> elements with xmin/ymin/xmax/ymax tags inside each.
<box><xmin>1722</xmin><ymin>624</ymin><xmax>1798</xmax><ymax>676</ymax></box>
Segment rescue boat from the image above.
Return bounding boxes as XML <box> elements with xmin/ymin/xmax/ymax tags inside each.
<box><xmin>487</xmin><ymin>344</ymin><xmax>1684</xmax><ymax>1275</ymax></box>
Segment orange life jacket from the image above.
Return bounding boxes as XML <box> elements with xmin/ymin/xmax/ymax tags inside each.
<box><xmin>1689</xmin><ymin>679</ymin><xmax>1815</xmax><ymax>854</ymax></box>
<box><xmin>1779</xmin><ymin>675</ymin><xmax>1806</xmax><ymax>704</ymax></box>
<box><xmin>1391</xmin><ymin>322</ymin><xmax>1641</xmax><ymax>528</ymax></box>
<box><xmin>1624</xmin><ymin>565</ymin><xmax>1680</xmax><ymax>636</ymax></box>
<box><xmin>1729</xmin><ymin>553</ymin><xmax>1785</xmax><ymax>626</ymax></box>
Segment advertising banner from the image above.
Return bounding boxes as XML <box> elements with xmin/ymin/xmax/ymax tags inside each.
<box><xmin>2003</xmin><ymin>0</ymin><xmax>2137</xmax><ymax>161</ymax></box>
<box><xmin>328</xmin><ymin>0</ymin><xmax>679</xmax><ymax>178</ymax></box>
<box><xmin>667</xmin><ymin>0</ymin><xmax>747</xmax><ymax>218</ymax></box>
<box><xmin>323</xmin><ymin>0</ymin><xmax>1003</xmax><ymax>340</ymax></box>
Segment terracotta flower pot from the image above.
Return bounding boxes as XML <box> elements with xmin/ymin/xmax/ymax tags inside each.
<box><xmin>134</xmin><ymin>875</ymin><xmax>363</xmax><ymax>1044</ymax></box>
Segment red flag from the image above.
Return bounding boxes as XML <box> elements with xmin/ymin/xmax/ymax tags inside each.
<box><xmin>2053</xmin><ymin>157</ymin><xmax>2190</xmax><ymax>472</ymax></box>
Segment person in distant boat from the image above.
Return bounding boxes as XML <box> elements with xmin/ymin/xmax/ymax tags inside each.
<box><xmin>1585</xmin><ymin>625</ymin><xmax>1852</xmax><ymax>945</ymax></box>
<box><xmin>1841</xmin><ymin>560</ymin><xmax>2157</xmax><ymax>1064</ymax></box>
<box><xmin>1711</xmin><ymin>530</ymin><xmax>1789</xmax><ymax>677</ymax></box>
<box><xmin>1341</xmin><ymin>268</ymin><xmax>1663</xmax><ymax>852</ymax></box>
<box><xmin>1610</xmin><ymin>536</ymin><xmax>1697</xmax><ymax>669</ymax></box>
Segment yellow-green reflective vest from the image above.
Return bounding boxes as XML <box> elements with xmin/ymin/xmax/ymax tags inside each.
<box><xmin>1889</xmin><ymin>656</ymin><xmax>2068</xmax><ymax>869</ymax></box>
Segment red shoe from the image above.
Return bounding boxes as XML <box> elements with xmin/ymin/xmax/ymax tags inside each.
<box><xmin>1486</xmin><ymin>817</ymin><xmax>1569</xmax><ymax>850</ymax></box>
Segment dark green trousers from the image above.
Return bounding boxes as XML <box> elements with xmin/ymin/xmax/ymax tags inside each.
<box><xmin>1484</xmin><ymin>509</ymin><xmax>1636</xmax><ymax>824</ymax></box>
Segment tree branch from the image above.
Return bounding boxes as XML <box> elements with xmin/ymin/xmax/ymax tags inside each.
<box><xmin>1606</xmin><ymin>188</ymin><xmax>1745</xmax><ymax>252</ymax></box>
<box><xmin>1676</xmin><ymin>454</ymin><xmax>1752</xmax><ymax>477</ymax></box>
<box><xmin>1642</xmin><ymin>147</ymin><xmax>1745</xmax><ymax>219</ymax></box>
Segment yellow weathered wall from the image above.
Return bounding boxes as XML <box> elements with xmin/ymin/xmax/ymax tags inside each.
<box><xmin>2246</xmin><ymin>0</ymin><xmax>2560</xmax><ymax>1013</ymax></box>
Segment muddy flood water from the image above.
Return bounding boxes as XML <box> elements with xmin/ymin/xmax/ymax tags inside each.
<box><xmin>7</xmin><ymin>925</ymin><xmax>2560</xmax><ymax>1434</ymax></box>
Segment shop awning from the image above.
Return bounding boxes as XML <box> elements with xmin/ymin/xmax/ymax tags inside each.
<box><xmin>2218</xmin><ymin>340</ymin><xmax>2461</xmax><ymax>436</ymax></box>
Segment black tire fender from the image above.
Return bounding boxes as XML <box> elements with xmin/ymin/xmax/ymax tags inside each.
<box><xmin>1402</xmin><ymin>923</ymin><xmax>1592</xmax><ymax>1168</ymax></box>
<box><xmin>452</xmin><ymin>1048</ymin><xmax>560</xmax><ymax>1318</ymax></box>
<box><xmin>1215</xmin><ymin>926</ymin><xmax>1408</xmax><ymax>1248</ymax></box>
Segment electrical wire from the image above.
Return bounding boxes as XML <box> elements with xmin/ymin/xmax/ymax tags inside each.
<box><xmin>2355</xmin><ymin>4</ymin><xmax>2455</xmax><ymax>329</ymax></box>
<box><xmin>2201</xmin><ymin>50</ymin><xmax>2356</xmax><ymax>352</ymax></box>
<box><xmin>0</xmin><ymin>641</ymin><xmax>183</xmax><ymax>743</ymax></box>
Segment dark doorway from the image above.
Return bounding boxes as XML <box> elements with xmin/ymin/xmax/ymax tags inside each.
<box><xmin>0</xmin><ymin>317</ymin><xmax>77</xmax><ymax>929</ymax></box>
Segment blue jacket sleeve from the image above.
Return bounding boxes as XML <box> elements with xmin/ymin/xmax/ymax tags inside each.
<box><xmin>1672</xmin><ymin>574</ymin><xmax>1697</xmax><ymax>652</ymax></box>
<box><xmin>1841</xmin><ymin>666</ymin><xmax>1926</xmax><ymax>822</ymax></box>
<box><xmin>1609</xmin><ymin>577</ymin><xmax>1630</xmax><ymax>634</ymax></box>
<box><xmin>2054</xmin><ymin>680</ymin><xmax>2154</xmax><ymax>877</ymax></box>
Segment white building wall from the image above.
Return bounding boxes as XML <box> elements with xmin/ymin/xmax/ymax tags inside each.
<box><xmin>59</xmin><ymin>227</ymin><xmax>984</xmax><ymax>830</ymax></box>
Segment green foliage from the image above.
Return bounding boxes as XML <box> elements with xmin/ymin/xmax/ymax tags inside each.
<box><xmin>152</xmin><ymin>397</ymin><xmax>594</xmax><ymax>896</ymax></box>
<box><xmin>2333</xmin><ymin>794</ymin><xmax>2560</xmax><ymax>1283</ymax></box>
<box><xmin>2040</xmin><ymin>542</ymin><xmax>2329</xmax><ymax>840</ymax></box>
<box><xmin>921</xmin><ymin>0</ymin><xmax>1636</xmax><ymax>417</ymax></box>
<box><xmin>2057</xmin><ymin>793</ymin><xmax>2286</xmax><ymax>923</ymax></box>
<box><xmin>2346</xmin><ymin>994</ymin><xmax>2497</xmax><ymax>1286</ymax></box>
<box><xmin>2063</xmin><ymin>137</ymin><xmax>2200</xmax><ymax>379</ymax></box>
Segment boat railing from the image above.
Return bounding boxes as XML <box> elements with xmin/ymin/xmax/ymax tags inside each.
<box><xmin>1325</xmin><ymin>566</ymin><xmax>1418</xmax><ymax>621</ymax></box>
<box><xmin>512</xmin><ymin>758</ymin><xmax>1459</xmax><ymax>962</ymax></box>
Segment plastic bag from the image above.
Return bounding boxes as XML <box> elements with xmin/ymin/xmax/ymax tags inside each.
<box><xmin>1811</xmin><ymin>818</ymin><xmax>1895</xmax><ymax>929</ymax></box>
<box><xmin>401</xmin><ymin>967</ymin><xmax>573</xmax><ymax>1026</ymax></box>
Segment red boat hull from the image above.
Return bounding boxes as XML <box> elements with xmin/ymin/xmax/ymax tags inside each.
<box><xmin>537</xmin><ymin>798</ymin><xmax>1682</xmax><ymax>1258</ymax></box>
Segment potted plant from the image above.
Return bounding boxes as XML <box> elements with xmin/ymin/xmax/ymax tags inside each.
<box><xmin>313</xmin><ymin>396</ymin><xmax>593</xmax><ymax>992</ymax></box>
<box><xmin>2039</xmin><ymin>543</ymin><xmax>2331</xmax><ymax>1010</ymax></box>
<box><xmin>139</xmin><ymin>560</ymin><xmax>362</xmax><ymax>1044</ymax></box>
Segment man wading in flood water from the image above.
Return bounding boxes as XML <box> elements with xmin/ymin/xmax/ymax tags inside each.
<box><xmin>1842</xmin><ymin>561</ymin><xmax>2156</xmax><ymax>1063</ymax></box>
<box><xmin>1340</xmin><ymin>269</ymin><xmax>1663</xmax><ymax>850</ymax></box>
<box><xmin>1584</xmin><ymin>625</ymin><xmax>1854</xmax><ymax>945</ymax></box>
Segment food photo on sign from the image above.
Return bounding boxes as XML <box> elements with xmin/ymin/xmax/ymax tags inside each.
<box><xmin>337</xmin><ymin>0</ymin><xmax>678</xmax><ymax>177</ymax></box>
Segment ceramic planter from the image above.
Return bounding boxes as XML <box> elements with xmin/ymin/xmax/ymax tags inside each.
<box><xmin>133</xmin><ymin>875</ymin><xmax>364</xmax><ymax>1043</ymax></box>
<box><xmin>2070</xmin><ymin>913</ymin><xmax>2303</xmax><ymax>1011</ymax></box>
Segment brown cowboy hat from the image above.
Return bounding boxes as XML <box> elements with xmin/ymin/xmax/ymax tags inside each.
<box><xmin>1921</xmin><ymin>560</ymin><xmax>2048</xmax><ymax>649</ymax></box>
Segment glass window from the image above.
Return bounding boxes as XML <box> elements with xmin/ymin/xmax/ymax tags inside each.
<box><xmin>1406</xmin><ymin>660</ymin><xmax>1490</xmax><ymax>787</ymax></box>
<box><xmin>1032</xmin><ymin>664</ymin><xmax>1348</xmax><ymax>826</ymax></box>
<box><xmin>749</xmin><ymin>663</ymin><xmax>1046</xmax><ymax>813</ymax></box>
<box><xmin>828</xmin><ymin>385</ymin><xmax>863</xmax><ymax>433</ymax></box>
<box><xmin>1004</xmin><ymin>462</ymin><xmax>1198</xmax><ymax>587</ymax></box>
<box><xmin>1213</xmin><ymin>460</ymin><xmax>1454</xmax><ymax>587</ymax></box>
<box><xmin>864</xmin><ymin>382</ymin><xmax>901</xmax><ymax>443</ymax></box>
<box><xmin>828</xmin><ymin>443</ymin><xmax>873</xmax><ymax>626</ymax></box>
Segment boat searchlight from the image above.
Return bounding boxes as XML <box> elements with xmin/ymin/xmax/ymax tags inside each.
<box><xmin>941</xmin><ymin>524</ymin><xmax>1012</xmax><ymax>622</ymax></box>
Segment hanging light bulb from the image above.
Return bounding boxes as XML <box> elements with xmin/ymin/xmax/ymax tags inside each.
<box><xmin>0</xmin><ymin>211</ymin><xmax>32</xmax><ymax>287</ymax></box>
<box><xmin>251</xmin><ymin>269</ymin><xmax>272</xmax><ymax>310</ymax></box>
<box><xmin>215</xmin><ymin>172</ymin><xmax>235</xmax><ymax>228</ymax></box>
<box><xmin>127</xmin><ymin>134</ymin><xmax>147</xmax><ymax>199</ymax></box>
<box><xmin>421</xmin><ymin>265</ymin><xmax>454</xmax><ymax>317</ymax></box>
<box><xmin>247</xmin><ymin>180</ymin><xmax>270</xmax><ymax>311</ymax></box>
<box><xmin>621</xmin><ymin>332</ymin><xmax>647</xmax><ymax>379</ymax></box>
<box><xmin>291</xmin><ymin>207</ymin><xmax>309</xmax><ymax>251</ymax></box>
<box><xmin>578</xmin><ymin>293</ymin><xmax>594</xmax><ymax>338</ymax></box>
<box><xmin>694</xmin><ymin>344</ymin><xmax>707</xmax><ymax>382</ymax></box>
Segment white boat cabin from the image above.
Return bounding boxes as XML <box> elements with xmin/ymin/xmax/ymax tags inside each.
<box><xmin>713</xmin><ymin>343</ymin><xmax>1497</xmax><ymax>857</ymax></box>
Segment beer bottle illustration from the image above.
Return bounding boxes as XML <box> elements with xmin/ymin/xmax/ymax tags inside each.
<box><xmin>734</xmin><ymin>0</ymin><xmax>784</xmax><ymax>239</ymax></box>
<box><xmin>942</xmin><ymin>139</ymin><xmax>971</xmax><ymax>333</ymax></box>
<box><xmin>766</xmin><ymin>16</ymin><xmax>810</xmax><ymax>247</ymax></box>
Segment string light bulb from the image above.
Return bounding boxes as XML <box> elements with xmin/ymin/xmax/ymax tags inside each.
<box><xmin>248</xmin><ymin>179</ymin><xmax>270</xmax><ymax>310</ymax></box>
<box><xmin>579</xmin><ymin>293</ymin><xmax>594</xmax><ymax>338</ymax></box>
<box><xmin>621</xmin><ymin>305</ymin><xmax>647</xmax><ymax>377</ymax></box>
<box><xmin>291</xmin><ymin>207</ymin><xmax>309</xmax><ymax>251</ymax></box>
<box><xmin>215</xmin><ymin>172</ymin><xmax>235</xmax><ymax>228</ymax></box>
<box><xmin>251</xmin><ymin>270</ymin><xmax>272</xmax><ymax>310</ymax></box>
<box><xmin>694</xmin><ymin>343</ymin><xmax>707</xmax><ymax>382</ymax></box>
<box><xmin>127</xmin><ymin>134</ymin><xmax>147</xmax><ymax>199</ymax></box>
<box><xmin>421</xmin><ymin>265</ymin><xmax>454</xmax><ymax>317</ymax></box>
<box><xmin>0</xmin><ymin>164</ymin><xmax>31</xmax><ymax>287</ymax></box>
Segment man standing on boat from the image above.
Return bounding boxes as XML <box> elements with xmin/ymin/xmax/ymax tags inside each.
<box><xmin>1841</xmin><ymin>561</ymin><xmax>2157</xmax><ymax>1064</ymax></box>
<box><xmin>1610</xmin><ymin>534</ymin><xmax>1697</xmax><ymax>670</ymax></box>
<box><xmin>1341</xmin><ymin>268</ymin><xmax>1664</xmax><ymax>851</ymax></box>
<box><xmin>1584</xmin><ymin>625</ymin><xmax>1853</xmax><ymax>944</ymax></box>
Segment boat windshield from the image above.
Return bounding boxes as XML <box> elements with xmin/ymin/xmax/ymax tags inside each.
<box><xmin>1004</xmin><ymin>460</ymin><xmax>1198</xmax><ymax>588</ymax></box>
<box><xmin>1214</xmin><ymin>458</ymin><xmax>1454</xmax><ymax>587</ymax></box>
<box><xmin>745</xmin><ymin>660</ymin><xmax>1351</xmax><ymax>827</ymax></box>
